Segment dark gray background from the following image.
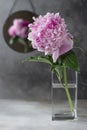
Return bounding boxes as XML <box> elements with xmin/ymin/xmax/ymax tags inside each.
<box><xmin>0</xmin><ymin>0</ymin><xmax>87</xmax><ymax>100</ymax></box>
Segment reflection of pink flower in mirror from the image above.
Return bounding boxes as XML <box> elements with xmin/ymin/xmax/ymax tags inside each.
<box><xmin>8</xmin><ymin>26</ymin><xmax>16</xmax><ymax>37</ymax></box>
<box><xmin>13</xmin><ymin>19</ymin><xmax>23</xmax><ymax>29</ymax></box>
<box><xmin>23</xmin><ymin>21</ymin><xmax>29</xmax><ymax>27</ymax></box>
<box><xmin>19</xmin><ymin>28</ymin><xmax>28</xmax><ymax>38</ymax></box>
<box><xmin>8</xmin><ymin>19</ymin><xmax>29</xmax><ymax>38</ymax></box>
<box><xmin>28</xmin><ymin>13</ymin><xmax>73</xmax><ymax>62</ymax></box>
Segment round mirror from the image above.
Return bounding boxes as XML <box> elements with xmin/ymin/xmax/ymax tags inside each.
<box><xmin>3</xmin><ymin>10</ymin><xmax>37</xmax><ymax>53</ymax></box>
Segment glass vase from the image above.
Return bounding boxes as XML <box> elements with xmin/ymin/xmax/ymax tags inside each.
<box><xmin>51</xmin><ymin>67</ymin><xmax>78</xmax><ymax>120</ymax></box>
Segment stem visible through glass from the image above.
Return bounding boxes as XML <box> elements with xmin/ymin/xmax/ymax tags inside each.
<box><xmin>63</xmin><ymin>65</ymin><xmax>74</xmax><ymax>112</ymax></box>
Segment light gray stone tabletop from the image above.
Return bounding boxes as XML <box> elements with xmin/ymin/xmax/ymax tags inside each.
<box><xmin>0</xmin><ymin>99</ymin><xmax>87</xmax><ymax>130</ymax></box>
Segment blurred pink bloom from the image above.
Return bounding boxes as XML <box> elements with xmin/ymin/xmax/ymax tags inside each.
<box><xmin>28</xmin><ymin>13</ymin><xmax>73</xmax><ymax>62</ymax></box>
<box><xmin>13</xmin><ymin>19</ymin><xmax>23</xmax><ymax>29</ymax></box>
<box><xmin>8</xmin><ymin>19</ymin><xmax>29</xmax><ymax>38</ymax></box>
<box><xmin>8</xmin><ymin>26</ymin><xmax>16</xmax><ymax>37</ymax></box>
<box><xmin>19</xmin><ymin>28</ymin><xmax>28</xmax><ymax>38</ymax></box>
<box><xmin>23</xmin><ymin>21</ymin><xmax>29</xmax><ymax>27</ymax></box>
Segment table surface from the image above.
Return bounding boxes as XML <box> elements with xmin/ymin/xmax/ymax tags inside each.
<box><xmin>0</xmin><ymin>99</ymin><xmax>87</xmax><ymax>130</ymax></box>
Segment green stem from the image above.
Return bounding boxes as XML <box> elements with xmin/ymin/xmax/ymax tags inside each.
<box><xmin>63</xmin><ymin>65</ymin><xmax>74</xmax><ymax>112</ymax></box>
<box><xmin>54</xmin><ymin>69</ymin><xmax>65</xmax><ymax>88</ymax></box>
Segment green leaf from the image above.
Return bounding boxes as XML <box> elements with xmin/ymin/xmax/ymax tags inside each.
<box><xmin>23</xmin><ymin>56</ymin><xmax>52</xmax><ymax>65</ymax></box>
<box><xmin>63</xmin><ymin>50</ymin><xmax>80</xmax><ymax>72</ymax></box>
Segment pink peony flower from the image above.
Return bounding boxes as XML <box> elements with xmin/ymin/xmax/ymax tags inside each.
<box><xmin>8</xmin><ymin>19</ymin><xmax>29</xmax><ymax>38</ymax></box>
<box><xmin>28</xmin><ymin>13</ymin><xmax>73</xmax><ymax>62</ymax></box>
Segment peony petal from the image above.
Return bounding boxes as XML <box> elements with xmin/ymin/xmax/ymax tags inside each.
<box><xmin>45</xmin><ymin>46</ymin><xmax>51</xmax><ymax>55</ymax></box>
<box><xmin>52</xmin><ymin>49</ymin><xmax>59</xmax><ymax>62</ymax></box>
<box><xmin>59</xmin><ymin>37</ymin><xmax>73</xmax><ymax>56</ymax></box>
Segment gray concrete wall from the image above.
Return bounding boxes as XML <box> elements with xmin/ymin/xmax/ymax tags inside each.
<box><xmin>0</xmin><ymin>0</ymin><xmax>87</xmax><ymax>100</ymax></box>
